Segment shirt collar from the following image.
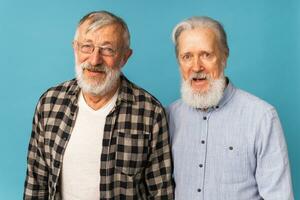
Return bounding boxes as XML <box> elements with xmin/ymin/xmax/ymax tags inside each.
<box><xmin>215</xmin><ymin>77</ymin><xmax>236</xmax><ymax>110</ymax></box>
<box><xmin>116</xmin><ymin>74</ymin><xmax>135</xmax><ymax>105</ymax></box>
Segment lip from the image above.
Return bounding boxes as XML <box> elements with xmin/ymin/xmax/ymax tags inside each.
<box><xmin>191</xmin><ymin>78</ymin><xmax>208</xmax><ymax>89</ymax></box>
<box><xmin>84</xmin><ymin>69</ymin><xmax>106</xmax><ymax>77</ymax></box>
<box><xmin>192</xmin><ymin>78</ymin><xmax>207</xmax><ymax>84</ymax></box>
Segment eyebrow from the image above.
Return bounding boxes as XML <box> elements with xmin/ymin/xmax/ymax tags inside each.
<box><xmin>180</xmin><ymin>52</ymin><xmax>191</xmax><ymax>55</ymax></box>
<box><xmin>181</xmin><ymin>49</ymin><xmax>214</xmax><ymax>54</ymax></box>
<box><xmin>100</xmin><ymin>41</ymin><xmax>113</xmax><ymax>46</ymax></box>
<box><xmin>82</xmin><ymin>39</ymin><xmax>93</xmax><ymax>43</ymax></box>
<box><xmin>81</xmin><ymin>39</ymin><xmax>113</xmax><ymax>47</ymax></box>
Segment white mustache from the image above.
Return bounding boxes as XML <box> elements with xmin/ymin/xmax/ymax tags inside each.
<box><xmin>81</xmin><ymin>62</ymin><xmax>108</xmax><ymax>73</ymax></box>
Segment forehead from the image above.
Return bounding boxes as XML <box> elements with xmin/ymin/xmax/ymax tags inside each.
<box><xmin>77</xmin><ymin>21</ymin><xmax>124</xmax><ymax>44</ymax></box>
<box><xmin>178</xmin><ymin>28</ymin><xmax>219</xmax><ymax>52</ymax></box>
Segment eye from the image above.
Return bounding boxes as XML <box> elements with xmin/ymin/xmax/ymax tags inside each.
<box><xmin>181</xmin><ymin>53</ymin><xmax>193</xmax><ymax>61</ymax></box>
<box><xmin>202</xmin><ymin>52</ymin><xmax>214</xmax><ymax>60</ymax></box>
<box><xmin>202</xmin><ymin>52</ymin><xmax>210</xmax><ymax>58</ymax></box>
<box><xmin>80</xmin><ymin>44</ymin><xmax>94</xmax><ymax>53</ymax></box>
<box><xmin>101</xmin><ymin>47</ymin><xmax>115</xmax><ymax>56</ymax></box>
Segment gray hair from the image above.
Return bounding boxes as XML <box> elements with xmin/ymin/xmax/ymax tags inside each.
<box><xmin>74</xmin><ymin>11</ymin><xmax>130</xmax><ymax>48</ymax></box>
<box><xmin>172</xmin><ymin>16</ymin><xmax>229</xmax><ymax>57</ymax></box>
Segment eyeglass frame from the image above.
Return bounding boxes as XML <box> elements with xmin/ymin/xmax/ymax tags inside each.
<box><xmin>73</xmin><ymin>40</ymin><xmax>122</xmax><ymax>57</ymax></box>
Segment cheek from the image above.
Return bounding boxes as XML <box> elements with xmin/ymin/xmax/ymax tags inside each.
<box><xmin>210</xmin><ymin>66</ymin><xmax>223</xmax><ymax>79</ymax></box>
<box><xmin>79</xmin><ymin>56</ymin><xmax>88</xmax><ymax>64</ymax></box>
<box><xmin>106</xmin><ymin>60</ymin><xmax>116</xmax><ymax>68</ymax></box>
<box><xmin>179</xmin><ymin>65</ymin><xmax>191</xmax><ymax>80</ymax></box>
<box><xmin>75</xmin><ymin>52</ymin><xmax>89</xmax><ymax>65</ymax></box>
<box><xmin>108</xmin><ymin>57</ymin><xmax>123</xmax><ymax>69</ymax></box>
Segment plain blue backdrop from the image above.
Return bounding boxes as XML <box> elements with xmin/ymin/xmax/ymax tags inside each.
<box><xmin>0</xmin><ymin>0</ymin><xmax>299</xmax><ymax>199</ymax></box>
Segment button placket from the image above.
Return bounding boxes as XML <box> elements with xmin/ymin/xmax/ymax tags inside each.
<box><xmin>198</xmin><ymin>112</ymin><xmax>211</xmax><ymax>197</ymax></box>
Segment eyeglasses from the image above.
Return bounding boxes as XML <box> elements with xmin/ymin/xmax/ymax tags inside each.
<box><xmin>74</xmin><ymin>41</ymin><xmax>118</xmax><ymax>57</ymax></box>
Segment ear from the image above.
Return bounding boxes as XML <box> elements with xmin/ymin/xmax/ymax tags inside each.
<box><xmin>119</xmin><ymin>48</ymin><xmax>133</xmax><ymax>68</ymax></box>
<box><xmin>221</xmin><ymin>53</ymin><xmax>228</xmax><ymax>69</ymax></box>
<box><xmin>72</xmin><ymin>41</ymin><xmax>78</xmax><ymax>53</ymax></box>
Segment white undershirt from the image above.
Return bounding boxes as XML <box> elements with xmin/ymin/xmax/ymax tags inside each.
<box><xmin>61</xmin><ymin>90</ymin><xmax>118</xmax><ymax>200</ymax></box>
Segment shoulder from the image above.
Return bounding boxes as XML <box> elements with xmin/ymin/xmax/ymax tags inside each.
<box><xmin>125</xmin><ymin>78</ymin><xmax>165</xmax><ymax>113</ymax></box>
<box><xmin>166</xmin><ymin>99</ymin><xmax>192</xmax><ymax>124</ymax></box>
<box><xmin>38</xmin><ymin>79</ymin><xmax>78</xmax><ymax>106</ymax></box>
<box><xmin>231</xmin><ymin>88</ymin><xmax>279</xmax><ymax>122</ymax></box>
<box><xmin>234</xmin><ymin>88</ymin><xmax>275</xmax><ymax>111</ymax></box>
<box><xmin>166</xmin><ymin>99</ymin><xmax>184</xmax><ymax>115</ymax></box>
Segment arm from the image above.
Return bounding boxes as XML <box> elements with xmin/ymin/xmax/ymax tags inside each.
<box><xmin>24</xmin><ymin>101</ymin><xmax>49</xmax><ymax>200</ymax></box>
<box><xmin>255</xmin><ymin>108</ymin><xmax>294</xmax><ymax>200</ymax></box>
<box><xmin>145</xmin><ymin>107</ymin><xmax>175</xmax><ymax>200</ymax></box>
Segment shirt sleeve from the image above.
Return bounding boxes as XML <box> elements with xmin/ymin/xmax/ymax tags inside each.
<box><xmin>24</xmin><ymin>100</ymin><xmax>49</xmax><ymax>199</ymax></box>
<box><xmin>145</xmin><ymin>106</ymin><xmax>175</xmax><ymax>199</ymax></box>
<box><xmin>255</xmin><ymin>108</ymin><xmax>294</xmax><ymax>200</ymax></box>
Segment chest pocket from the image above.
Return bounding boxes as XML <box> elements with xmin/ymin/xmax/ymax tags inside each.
<box><xmin>218</xmin><ymin>144</ymin><xmax>249</xmax><ymax>184</ymax></box>
<box><xmin>115</xmin><ymin>131</ymin><xmax>150</xmax><ymax>176</ymax></box>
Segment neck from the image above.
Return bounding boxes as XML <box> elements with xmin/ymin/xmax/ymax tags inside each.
<box><xmin>82</xmin><ymin>80</ymin><xmax>120</xmax><ymax>110</ymax></box>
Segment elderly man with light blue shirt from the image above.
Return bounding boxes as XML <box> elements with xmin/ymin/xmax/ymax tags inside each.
<box><xmin>167</xmin><ymin>16</ymin><xmax>294</xmax><ymax>200</ymax></box>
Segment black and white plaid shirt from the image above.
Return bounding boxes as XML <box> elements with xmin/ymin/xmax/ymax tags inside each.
<box><xmin>24</xmin><ymin>75</ymin><xmax>174</xmax><ymax>200</ymax></box>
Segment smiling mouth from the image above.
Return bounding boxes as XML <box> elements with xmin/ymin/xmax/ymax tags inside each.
<box><xmin>85</xmin><ymin>68</ymin><xmax>106</xmax><ymax>74</ymax></box>
<box><xmin>84</xmin><ymin>69</ymin><xmax>106</xmax><ymax>77</ymax></box>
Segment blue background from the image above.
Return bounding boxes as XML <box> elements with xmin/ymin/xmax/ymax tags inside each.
<box><xmin>0</xmin><ymin>0</ymin><xmax>299</xmax><ymax>199</ymax></box>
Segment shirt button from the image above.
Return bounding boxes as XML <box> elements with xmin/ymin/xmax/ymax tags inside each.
<box><xmin>201</xmin><ymin>140</ymin><xmax>205</xmax><ymax>144</ymax></box>
<box><xmin>197</xmin><ymin>188</ymin><xmax>201</xmax><ymax>192</ymax></box>
<box><xmin>203</xmin><ymin>116</ymin><xmax>207</xmax><ymax>120</ymax></box>
<box><xmin>199</xmin><ymin>164</ymin><xmax>203</xmax><ymax>168</ymax></box>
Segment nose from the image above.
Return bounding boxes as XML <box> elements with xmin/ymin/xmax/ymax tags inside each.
<box><xmin>191</xmin><ymin>56</ymin><xmax>204</xmax><ymax>72</ymax></box>
<box><xmin>89</xmin><ymin>48</ymin><xmax>103</xmax><ymax>66</ymax></box>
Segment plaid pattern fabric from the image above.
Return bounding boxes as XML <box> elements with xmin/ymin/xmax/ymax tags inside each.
<box><xmin>24</xmin><ymin>75</ymin><xmax>174</xmax><ymax>200</ymax></box>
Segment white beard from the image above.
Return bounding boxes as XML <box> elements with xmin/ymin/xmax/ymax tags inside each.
<box><xmin>181</xmin><ymin>74</ymin><xmax>226</xmax><ymax>109</ymax></box>
<box><xmin>75</xmin><ymin>62</ymin><xmax>121</xmax><ymax>96</ymax></box>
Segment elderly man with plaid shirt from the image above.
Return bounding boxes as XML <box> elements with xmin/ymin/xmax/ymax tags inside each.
<box><xmin>24</xmin><ymin>11</ymin><xmax>174</xmax><ymax>200</ymax></box>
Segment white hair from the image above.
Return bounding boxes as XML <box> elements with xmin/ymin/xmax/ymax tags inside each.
<box><xmin>74</xmin><ymin>11</ymin><xmax>130</xmax><ymax>48</ymax></box>
<box><xmin>172</xmin><ymin>16</ymin><xmax>229</xmax><ymax>57</ymax></box>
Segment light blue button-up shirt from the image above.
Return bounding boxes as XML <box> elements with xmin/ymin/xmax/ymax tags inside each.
<box><xmin>167</xmin><ymin>81</ymin><xmax>294</xmax><ymax>200</ymax></box>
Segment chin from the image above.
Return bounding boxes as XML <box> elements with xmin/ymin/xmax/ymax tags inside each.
<box><xmin>192</xmin><ymin>87</ymin><xmax>209</xmax><ymax>94</ymax></box>
<box><xmin>84</xmin><ymin>76</ymin><xmax>105</xmax><ymax>86</ymax></box>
